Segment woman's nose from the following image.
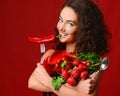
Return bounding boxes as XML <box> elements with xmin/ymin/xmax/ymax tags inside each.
<box><xmin>59</xmin><ymin>23</ymin><xmax>65</xmax><ymax>32</ymax></box>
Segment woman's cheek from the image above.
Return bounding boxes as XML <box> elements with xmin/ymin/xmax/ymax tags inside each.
<box><xmin>56</xmin><ymin>23</ymin><xmax>59</xmax><ymax>30</ymax></box>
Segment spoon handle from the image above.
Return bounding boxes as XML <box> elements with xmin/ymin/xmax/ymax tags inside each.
<box><xmin>91</xmin><ymin>70</ymin><xmax>100</xmax><ymax>80</ymax></box>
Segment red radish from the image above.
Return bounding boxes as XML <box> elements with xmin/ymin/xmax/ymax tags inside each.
<box><xmin>67</xmin><ymin>77</ymin><xmax>77</xmax><ymax>86</ymax></box>
<box><xmin>80</xmin><ymin>60</ymin><xmax>91</xmax><ymax>67</ymax></box>
<box><xmin>80</xmin><ymin>71</ymin><xmax>88</xmax><ymax>79</ymax></box>
<box><xmin>71</xmin><ymin>69</ymin><xmax>80</xmax><ymax>79</ymax></box>
<box><xmin>86</xmin><ymin>62</ymin><xmax>91</xmax><ymax>67</ymax></box>
<box><xmin>78</xmin><ymin>64</ymin><xmax>87</xmax><ymax>71</ymax></box>
<box><xmin>80</xmin><ymin>60</ymin><xmax>87</xmax><ymax>64</ymax></box>
<box><xmin>61</xmin><ymin>70</ymin><xmax>69</xmax><ymax>80</ymax></box>
<box><xmin>72</xmin><ymin>58</ymin><xmax>80</xmax><ymax>66</ymax></box>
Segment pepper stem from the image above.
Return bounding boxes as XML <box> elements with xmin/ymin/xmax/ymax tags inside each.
<box><xmin>56</xmin><ymin>34</ymin><xmax>61</xmax><ymax>38</ymax></box>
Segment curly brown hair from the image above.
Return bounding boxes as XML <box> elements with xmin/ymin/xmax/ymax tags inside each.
<box><xmin>54</xmin><ymin>0</ymin><xmax>111</xmax><ymax>55</ymax></box>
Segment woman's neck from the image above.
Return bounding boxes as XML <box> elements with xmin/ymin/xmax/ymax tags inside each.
<box><xmin>66</xmin><ymin>42</ymin><xmax>76</xmax><ymax>53</ymax></box>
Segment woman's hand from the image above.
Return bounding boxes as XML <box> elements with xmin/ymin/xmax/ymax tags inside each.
<box><xmin>75</xmin><ymin>71</ymin><xmax>103</xmax><ymax>95</ymax></box>
<box><xmin>63</xmin><ymin>72</ymin><xmax>98</xmax><ymax>95</ymax></box>
<box><xmin>28</xmin><ymin>63</ymin><xmax>52</xmax><ymax>92</ymax></box>
<box><xmin>64</xmin><ymin>78</ymin><xmax>95</xmax><ymax>94</ymax></box>
<box><xmin>32</xmin><ymin>62</ymin><xmax>103</xmax><ymax>96</ymax></box>
<box><xmin>76</xmin><ymin>79</ymin><xmax>96</xmax><ymax>94</ymax></box>
<box><xmin>34</xmin><ymin>63</ymin><xmax>52</xmax><ymax>87</ymax></box>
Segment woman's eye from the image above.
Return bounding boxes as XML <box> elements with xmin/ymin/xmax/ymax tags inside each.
<box><xmin>70</xmin><ymin>23</ymin><xmax>74</xmax><ymax>26</ymax></box>
<box><xmin>58</xmin><ymin>18</ymin><xmax>63</xmax><ymax>23</ymax></box>
<box><xmin>67</xmin><ymin>22</ymin><xmax>74</xmax><ymax>27</ymax></box>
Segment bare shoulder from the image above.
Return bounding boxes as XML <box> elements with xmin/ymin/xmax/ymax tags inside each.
<box><xmin>41</xmin><ymin>49</ymin><xmax>55</xmax><ymax>62</ymax></box>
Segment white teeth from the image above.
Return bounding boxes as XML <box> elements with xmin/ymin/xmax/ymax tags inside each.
<box><xmin>60</xmin><ymin>33</ymin><xmax>68</xmax><ymax>37</ymax></box>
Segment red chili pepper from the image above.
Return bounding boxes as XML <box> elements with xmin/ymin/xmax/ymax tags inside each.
<box><xmin>28</xmin><ymin>34</ymin><xmax>55</xmax><ymax>43</ymax></box>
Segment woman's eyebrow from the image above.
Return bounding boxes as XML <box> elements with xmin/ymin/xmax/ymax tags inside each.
<box><xmin>67</xmin><ymin>20</ymin><xmax>78</xmax><ymax>25</ymax></box>
<box><xmin>59</xmin><ymin>15</ymin><xmax>77</xmax><ymax>24</ymax></box>
<box><xmin>67</xmin><ymin>20</ymin><xmax>76</xmax><ymax>23</ymax></box>
<box><xmin>58</xmin><ymin>16</ymin><xmax>62</xmax><ymax>19</ymax></box>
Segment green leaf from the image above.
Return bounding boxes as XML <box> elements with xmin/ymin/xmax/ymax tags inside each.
<box><xmin>52</xmin><ymin>76</ymin><xmax>65</xmax><ymax>90</ymax></box>
<box><xmin>60</xmin><ymin>60</ymin><xmax>67</xmax><ymax>68</ymax></box>
<box><xmin>76</xmin><ymin>52</ymin><xmax>102</xmax><ymax>74</ymax></box>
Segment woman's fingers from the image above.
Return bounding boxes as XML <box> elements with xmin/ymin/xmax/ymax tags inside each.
<box><xmin>34</xmin><ymin>63</ymin><xmax>47</xmax><ymax>83</ymax></box>
<box><xmin>76</xmin><ymin>79</ymin><xmax>96</xmax><ymax>94</ymax></box>
<box><xmin>89</xmin><ymin>71</ymin><xmax>97</xmax><ymax>78</ymax></box>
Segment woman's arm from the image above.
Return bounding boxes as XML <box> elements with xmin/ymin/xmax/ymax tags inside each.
<box><xmin>33</xmin><ymin>63</ymin><xmax>103</xmax><ymax>96</ymax></box>
<box><xmin>32</xmin><ymin>63</ymin><xmax>93</xmax><ymax>96</ymax></box>
<box><xmin>28</xmin><ymin>49</ymin><xmax>103</xmax><ymax>96</ymax></box>
<box><xmin>28</xmin><ymin>49</ymin><xmax>55</xmax><ymax>92</ymax></box>
<box><xmin>28</xmin><ymin>68</ymin><xmax>51</xmax><ymax>92</ymax></box>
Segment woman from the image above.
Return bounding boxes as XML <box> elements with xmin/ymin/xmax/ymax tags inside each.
<box><xmin>28</xmin><ymin>0</ymin><xmax>111</xmax><ymax>96</ymax></box>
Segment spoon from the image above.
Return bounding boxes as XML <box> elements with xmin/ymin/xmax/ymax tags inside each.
<box><xmin>92</xmin><ymin>57</ymin><xmax>109</xmax><ymax>79</ymax></box>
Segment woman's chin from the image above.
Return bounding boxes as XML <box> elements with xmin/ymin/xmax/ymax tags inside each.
<box><xmin>59</xmin><ymin>39</ymin><xmax>67</xmax><ymax>43</ymax></box>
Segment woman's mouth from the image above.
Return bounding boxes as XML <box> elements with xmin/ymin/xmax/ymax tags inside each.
<box><xmin>60</xmin><ymin>33</ymin><xmax>69</xmax><ymax>37</ymax></box>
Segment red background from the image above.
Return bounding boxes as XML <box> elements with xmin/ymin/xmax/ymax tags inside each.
<box><xmin>0</xmin><ymin>0</ymin><xmax>120</xmax><ymax>96</ymax></box>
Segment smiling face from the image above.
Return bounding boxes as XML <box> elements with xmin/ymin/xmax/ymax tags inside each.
<box><xmin>57</xmin><ymin>7</ymin><xmax>79</xmax><ymax>44</ymax></box>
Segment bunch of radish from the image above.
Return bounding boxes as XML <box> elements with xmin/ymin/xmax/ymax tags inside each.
<box><xmin>52</xmin><ymin>55</ymin><xmax>91</xmax><ymax>86</ymax></box>
<box><xmin>43</xmin><ymin>51</ymin><xmax>102</xmax><ymax>90</ymax></box>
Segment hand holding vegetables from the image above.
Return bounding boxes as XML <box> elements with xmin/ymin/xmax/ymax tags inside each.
<box><xmin>41</xmin><ymin>51</ymin><xmax>102</xmax><ymax>90</ymax></box>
